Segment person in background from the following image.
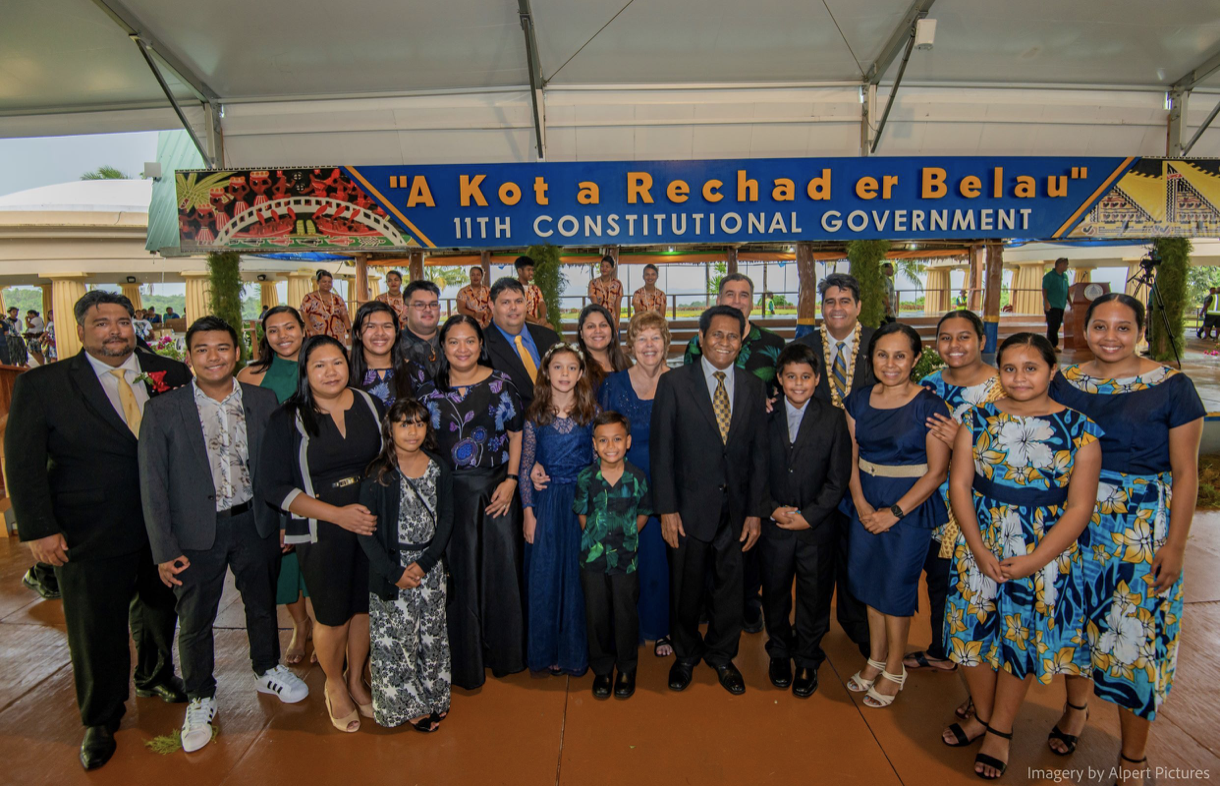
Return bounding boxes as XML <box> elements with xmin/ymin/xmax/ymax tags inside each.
<box><xmin>684</xmin><ymin>272</ymin><xmax>783</xmax><ymax>634</ymax></box>
<box><xmin>397</xmin><ymin>280</ymin><xmax>443</xmax><ymax>389</ymax></box>
<box><xmin>759</xmin><ymin>343</ymin><xmax>851</xmax><ymax>699</ymax></box>
<box><xmin>25</xmin><ymin>309</ymin><xmax>45</xmax><ymax>365</ymax></box>
<box><xmin>841</xmin><ymin>323</ymin><xmax>949</xmax><ymax>710</ymax></box>
<box><xmin>147</xmin><ymin>306</ymin><xmax>162</xmax><ymax>325</ymax></box>
<box><xmin>588</xmin><ymin>255</ymin><xmax>624</xmax><ymax>328</ymax></box>
<box><xmin>516</xmin><ymin>255</ymin><xmax>550</xmax><ymax>328</ymax></box>
<box><xmin>260</xmin><ymin>335</ymin><xmax>385</xmax><ymax>733</ymax></box>
<box><xmin>631</xmin><ymin>263</ymin><xmax>667</xmax><ymax>317</ymax></box>
<box><xmin>652</xmin><ymin>305</ymin><xmax>767</xmax><ymax>696</ymax></box>
<box><xmin>1042</xmin><ymin>257</ymin><xmax>1070</xmax><ymax>349</ymax></box>
<box><xmin>942</xmin><ymin>333</ymin><xmax>1100</xmax><ymax>781</ymax></box>
<box><xmin>376</xmin><ymin>269</ymin><xmax>410</xmax><ymax>326</ymax></box>
<box><xmin>521</xmin><ymin>343</ymin><xmax>597</xmax><ymax>678</ymax></box>
<box><xmin>415</xmin><ymin>314</ymin><xmax>526</xmax><ymax>689</ymax></box>
<box><xmin>238</xmin><ymin>305</ymin><xmax>315</xmax><ymax>665</ymax></box>
<box><xmin>481</xmin><ymin>277</ymin><xmax>560</xmax><ymax>411</ymax></box>
<box><xmin>139</xmin><ymin>316</ymin><xmax>308</xmax><ymax>753</ymax></box>
<box><xmin>349</xmin><ymin>301</ymin><xmax>412</xmax><ymax>408</ymax></box>
<box><xmin>882</xmin><ymin>262</ymin><xmax>898</xmax><ymax>325</ymax></box>
<box><xmin>5</xmin><ymin>306</ymin><xmax>27</xmax><ymax>366</ymax></box>
<box><xmin>359</xmin><ymin>398</ymin><xmax>454</xmax><ymax>733</ymax></box>
<box><xmin>577</xmin><ymin>304</ymin><xmax>631</xmax><ymax>393</ymax></box>
<box><xmin>7</xmin><ymin>290</ymin><xmax>191</xmax><ymax>770</ymax></box>
<box><xmin>456</xmin><ymin>266</ymin><xmax>492</xmax><ymax>328</ymax></box>
<box><xmin>1050</xmin><ymin>293</ymin><xmax>1204</xmax><ymax>786</ymax></box>
<box><xmin>1199</xmin><ymin>286</ymin><xmax>1220</xmax><ymax>341</ymax></box>
<box><xmin>164</xmin><ymin>306</ymin><xmax>177</xmax><ymax>321</ymax></box>
<box><xmin>259</xmin><ymin>305</ymin><xmax>269</xmax><ymax>320</ymax></box>
<box><xmin>132</xmin><ymin>310</ymin><xmax>153</xmax><ymax>341</ymax></box>
<box><xmin>300</xmin><ymin>269</ymin><xmax>352</xmax><ymax>344</ymax></box>
<box><xmin>42</xmin><ymin>310</ymin><xmax>57</xmax><ymax>363</ymax></box>
<box><xmin>574</xmin><ymin>411</ymin><xmax>652</xmax><ymax>699</ymax></box>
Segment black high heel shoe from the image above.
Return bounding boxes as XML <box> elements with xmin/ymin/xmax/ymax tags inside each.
<box><xmin>974</xmin><ymin>723</ymin><xmax>1012</xmax><ymax>780</ymax></box>
<box><xmin>1047</xmin><ymin>700</ymin><xmax>1088</xmax><ymax>755</ymax></box>
<box><xmin>1113</xmin><ymin>753</ymin><xmax>1148</xmax><ymax>786</ymax></box>
<box><xmin>410</xmin><ymin>711</ymin><xmax>441</xmax><ymax>733</ymax></box>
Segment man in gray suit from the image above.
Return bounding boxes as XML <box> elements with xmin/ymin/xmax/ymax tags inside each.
<box><xmin>139</xmin><ymin>316</ymin><xmax>308</xmax><ymax>753</ymax></box>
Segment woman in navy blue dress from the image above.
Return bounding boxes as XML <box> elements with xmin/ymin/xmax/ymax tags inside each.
<box><xmin>597</xmin><ymin>311</ymin><xmax>672</xmax><ymax>655</ymax></box>
<box><xmin>843</xmin><ymin>322</ymin><xmax>950</xmax><ymax>708</ymax></box>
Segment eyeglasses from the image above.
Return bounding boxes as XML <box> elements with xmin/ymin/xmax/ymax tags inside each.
<box><xmin>410</xmin><ymin>301</ymin><xmax>440</xmax><ymax>310</ymax></box>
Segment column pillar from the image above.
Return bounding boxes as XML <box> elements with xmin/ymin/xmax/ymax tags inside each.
<box><xmin>39</xmin><ymin>273</ymin><xmax>89</xmax><ymax>359</ymax></box>
<box><xmin>726</xmin><ymin>246</ymin><xmax>738</xmax><ymax>276</ymax></box>
<box><xmin>795</xmin><ymin>242</ymin><xmax>819</xmax><ymax>339</ymax></box>
<box><xmin>1011</xmin><ymin>262</ymin><xmax>1046</xmax><ymax>315</ymax></box>
<box><xmin>182</xmin><ymin>271</ymin><xmax>212</xmax><ymax>325</ymax></box>
<box><xmin>409</xmin><ymin>251</ymin><xmax>425</xmax><ymax>281</ymax></box>
<box><xmin>924</xmin><ymin>268</ymin><xmax>951</xmax><ymax>315</ymax></box>
<box><xmin>120</xmin><ymin>283</ymin><xmax>143</xmax><ymax>310</ymax></box>
<box><xmin>259</xmin><ymin>282</ymin><xmax>279</xmax><ymax>309</ymax></box>
<box><xmin>286</xmin><ymin>269</ymin><xmax>313</xmax><ymax>310</ymax></box>
<box><xmin>368</xmin><ymin>274</ymin><xmax>381</xmax><ymax>299</ymax></box>
<box><xmin>1074</xmin><ymin>265</ymin><xmax>1094</xmax><ymax>284</ymax></box>
<box><xmin>982</xmin><ymin>243</ymin><xmax>1004</xmax><ymax>352</ymax></box>
<box><xmin>354</xmin><ymin>255</ymin><xmax>369</xmax><ymax>307</ymax></box>
<box><xmin>342</xmin><ymin>275</ymin><xmax>356</xmax><ymax>305</ymax></box>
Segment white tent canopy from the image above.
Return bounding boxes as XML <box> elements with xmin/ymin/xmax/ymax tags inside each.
<box><xmin>4</xmin><ymin>0</ymin><xmax>1220</xmax><ymax>164</ymax></box>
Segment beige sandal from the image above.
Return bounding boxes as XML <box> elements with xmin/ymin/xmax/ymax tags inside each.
<box><xmin>847</xmin><ymin>658</ymin><xmax>887</xmax><ymax>692</ymax></box>
<box><xmin>863</xmin><ymin>667</ymin><xmax>907</xmax><ymax>708</ymax></box>
<box><xmin>324</xmin><ymin>687</ymin><xmax>360</xmax><ymax>733</ymax></box>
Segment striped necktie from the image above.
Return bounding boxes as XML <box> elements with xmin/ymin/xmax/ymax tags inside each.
<box><xmin>832</xmin><ymin>341</ymin><xmax>848</xmax><ymax>400</ymax></box>
<box><xmin>712</xmin><ymin>371</ymin><xmax>731</xmax><ymax>443</ymax></box>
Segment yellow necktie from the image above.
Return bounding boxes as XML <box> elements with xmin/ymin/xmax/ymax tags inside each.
<box><xmin>712</xmin><ymin>371</ymin><xmax>731</xmax><ymax>443</ymax></box>
<box><xmin>514</xmin><ymin>335</ymin><xmax>538</xmax><ymax>383</ymax></box>
<box><xmin>109</xmin><ymin>369</ymin><xmax>142</xmax><ymax>436</ymax></box>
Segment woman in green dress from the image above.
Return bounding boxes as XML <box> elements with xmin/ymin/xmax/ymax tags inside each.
<box><xmin>239</xmin><ymin>305</ymin><xmax>314</xmax><ymax>663</ymax></box>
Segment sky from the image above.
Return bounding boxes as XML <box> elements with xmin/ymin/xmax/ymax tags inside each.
<box><xmin>0</xmin><ymin>131</ymin><xmax>159</xmax><ymax>197</ymax></box>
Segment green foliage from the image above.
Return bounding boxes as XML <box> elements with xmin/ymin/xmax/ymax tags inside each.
<box><xmin>1149</xmin><ymin>238</ymin><xmax>1190</xmax><ymax>362</ymax></box>
<box><xmin>429</xmin><ymin>266</ymin><xmax>469</xmax><ymax>289</ymax></box>
<box><xmin>912</xmin><ymin>346</ymin><xmax>945</xmax><ymax>381</ymax></box>
<box><xmin>207</xmin><ymin>251</ymin><xmax>248</xmax><ymax>361</ymax></box>
<box><xmin>527</xmin><ymin>244</ymin><xmax>566</xmax><ymax>330</ymax></box>
<box><xmin>81</xmin><ymin>165</ymin><xmax>134</xmax><ymax>180</ymax></box>
<box><xmin>1186</xmin><ymin>264</ymin><xmax>1220</xmax><ymax>309</ymax></box>
<box><xmin>846</xmin><ymin>240</ymin><xmax>890</xmax><ymax>328</ymax></box>
<box><xmin>149</xmin><ymin>334</ymin><xmax>184</xmax><ymax>362</ymax></box>
<box><xmin>708</xmin><ymin>260</ymin><xmax>728</xmax><ymax>295</ymax></box>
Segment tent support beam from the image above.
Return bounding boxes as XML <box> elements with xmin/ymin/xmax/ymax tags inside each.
<box><xmin>91</xmin><ymin>0</ymin><xmax>219</xmax><ymax>103</ymax></box>
<box><xmin>133</xmin><ymin>37</ymin><xmax>211</xmax><ymax>166</ymax></box>
<box><xmin>1172</xmin><ymin>49</ymin><xmax>1220</xmax><ymax>93</ymax></box>
<box><xmin>1183</xmin><ymin>96</ymin><xmax>1220</xmax><ymax>156</ymax></box>
<box><xmin>518</xmin><ymin>0</ymin><xmax>547</xmax><ymax>160</ymax></box>
<box><xmin>870</xmin><ymin>32</ymin><xmax>917</xmax><ymax>154</ymax></box>
<box><xmin>864</xmin><ymin>0</ymin><xmax>936</xmax><ymax>85</ymax></box>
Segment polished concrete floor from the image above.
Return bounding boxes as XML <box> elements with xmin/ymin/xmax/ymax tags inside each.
<box><xmin>0</xmin><ymin>516</ymin><xmax>1217</xmax><ymax>786</ymax></box>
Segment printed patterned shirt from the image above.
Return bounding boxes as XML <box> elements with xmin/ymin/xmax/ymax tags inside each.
<box><xmin>192</xmin><ymin>380</ymin><xmax>252</xmax><ymax>511</ymax></box>
<box><xmin>573</xmin><ymin>462</ymin><xmax>652</xmax><ymax>575</ymax></box>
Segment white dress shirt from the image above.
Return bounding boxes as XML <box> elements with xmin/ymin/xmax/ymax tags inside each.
<box><xmin>85</xmin><ymin>351</ymin><xmax>149</xmax><ymax>424</ymax></box>
<box><xmin>784</xmin><ymin>397</ymin><xmax>808</xmax><ymax>443</ymax></box>
<box><xmin>827</xmin><ymin>324</ymin><xmax>858</xmax><ymax>370</ymax></box>
<box><xmin>700</xmin><ymin>355</ymin><xmax>735</xmax><ymax>411</ymax></box>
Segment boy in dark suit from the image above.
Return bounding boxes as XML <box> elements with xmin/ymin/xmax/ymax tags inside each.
<box><xmin>760</xmin><ymin>343</ymin><xmax>851</xmax><ymax>697</ymax></box>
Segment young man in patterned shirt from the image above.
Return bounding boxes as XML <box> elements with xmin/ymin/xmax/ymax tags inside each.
<box><xmin>515</xmin><ymin>255</ymin><xmax>549</xmax><ymax>328</ymax></box>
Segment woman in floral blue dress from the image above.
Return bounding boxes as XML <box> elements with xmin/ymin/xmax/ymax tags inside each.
<box><xmin>416</xmin><ymin>315</ymin><xmax>525</xmax><ymax>690</ymax></box>
<box><xmin>942</xmin><ymin>333</ymin><xmax>1101</xmax><ymax>780</ymax></box>
<box><xmin>1050</xmin><ymin>293</ymin><xmax>1204</xmax><ymax>786</ymax></box>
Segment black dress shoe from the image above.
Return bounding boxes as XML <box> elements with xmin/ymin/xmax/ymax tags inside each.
<box><xmin>136</xmin><ymin>676</ymin><xmax>187</xmax><ymax>703</ymax></box>
<box><xmin>591</xmin><ymin>673</ymin><xmax>613</xmax><ymax>699</ymax></box>
<box><xmin>742</xmin><ymin>608</ymin><xmax>764</xmax><ymax>634</ymax></box>
<box><xmin>792</xmin><ymin>666</ymin><xmax>819</xmax><ymax>698</ymax></box>
<box><xmin>714</xmin><ymin>663</ymin><xmax>746</xmax><ymax>695</ymax></box>
<box><xmin>768</xmin><ymin>657</ymin><xmax>793</xmax><ymax>689</ymax></box>
<box><xmin>80</xmin><ymin>726</ymin><xmax>116</xmax><ymax>771</ymax></box>
<box><xmin>613</xmin><ymin>670</ymin><xmax>636</xmax><ymax>699</ymax></box>
<box><xmin>668</xmin><ymin>661</ymin><xmax>694</xmax><ymax>692</ymax></box>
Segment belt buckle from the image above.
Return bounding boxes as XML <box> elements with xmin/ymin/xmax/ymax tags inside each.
<box><xmin>333</xmin><ymin>477</ymin><xmax>357</xmax><ymax>488</ymax></box>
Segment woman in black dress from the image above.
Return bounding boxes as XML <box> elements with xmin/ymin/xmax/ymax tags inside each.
<box><xmin>416</xmin><ymin>315</ymin><xmax>525</xmax><ymax>689</ymax></box>
<box><xmin>262</xmin><ymin>336</ymin><xmax>385</xmax><ymax>732</ymax></box>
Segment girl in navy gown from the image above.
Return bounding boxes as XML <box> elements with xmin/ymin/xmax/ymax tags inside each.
<box><xmin>1050</xmin><ymin>293</ymin><xmax>1204</xmax><ymax>786</ymax></box>
<box><xmin>597</xmin><ymin>311</ymin><xmax>672</xmax><ymax>655</ymax></box>
<box><xmin>842</xmin><ymin>322</ymin><xmax>950</xmax><ymax>709</ymax></box>
<box><xmin>522</xmin><ymin>344</ymin><xmax>599</xmax><ymax>676</ymax></box>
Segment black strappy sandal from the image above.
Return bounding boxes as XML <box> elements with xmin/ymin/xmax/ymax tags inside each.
<box><xmin>410</xmin><ymin>711</ymin><xmax>441</xmax><ymax>733</ymax></box>
<box><xmin>956</xmin><ymin>696</ymin><xmax>975</xmax><ymax>720</ymax></box>
<box><xmin>943</xmin><ymin>715</ymin><xmax>989</xmax><ymax>748</ymax></box>
<box><xmin>654</xmin><ymin>636</ymin><xmax>673</xmax><ymax>657</ymax></box>
<box><xmin>974</xmin><ymin>724</ymin><xmax>1012</xmax><ymax>780</ymax></box>
<box><xmin>1047</xmin><ymin>700</ymin><xmax>1089</xmax><ymax>755</ymax></box>
<box><xmin>1113</xmin><ymin>753</ymin><xmax>1148</xmax><ymax>786</ymax></box>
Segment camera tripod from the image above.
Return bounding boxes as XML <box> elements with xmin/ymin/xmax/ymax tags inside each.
<box><xmin>1127</xmin><ymin>264</ymin><xmax>1182</xmax><ymax>369</ymax></box>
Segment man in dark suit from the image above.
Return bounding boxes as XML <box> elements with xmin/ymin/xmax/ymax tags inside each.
<box><xmin>139</xmin><ymin>317</ymin><xmax>308</xmax><ymax>753</ymax></box>
<box><xmin>482</xmin><ymin>277</ymin><xmax>559</xmax><ymax>408</ymax></box>
<box><xmin>651</xmin><ymin>305</ymin><xmax>767</xmax><ymax>695</ymax></box>
<box><xmin>793</xmin><ymin>272</ymin><xmax>876</xmax><ymax>655</ymax></box>
<box><xmin>6</xmin><ymin>290</ymin><xmax>191</xmax><ymax>770</ymax></box>
<box><xmin>759</xmin><ymin>343</ymin><xmax>851</xmax><ymax>698</ymax></box>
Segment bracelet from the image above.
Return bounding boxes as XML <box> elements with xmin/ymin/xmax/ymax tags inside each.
<box><xmin>506</xmin><ymin>473</ymin><xmax>519</xmax><ymax>481</ymax></box>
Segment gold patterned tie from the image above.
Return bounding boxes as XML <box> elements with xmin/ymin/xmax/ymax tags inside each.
<box><xmin>109</xmin><ymin>369</ymin><xmax>142</xmax><ymax>436</ymax></box>
<box><xmin>832</xmin><ymin>341</ymin><xmax>848</xmax><ymax>401</ymax></box>
<box><xmin>712</xmin><ymin>371</ymin><xmax>731</xmax><ymax>443</ymax></box>
<box><xmin>514</xmin><ymin>334</ymin><xmax>538</xmax><ymax>383</ymax></box>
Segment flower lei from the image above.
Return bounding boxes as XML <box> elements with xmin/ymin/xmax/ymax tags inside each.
<box><xmin>820</xmin><ymin>326</ymin><xmax>857</xmax><ymax>409</ymax></box>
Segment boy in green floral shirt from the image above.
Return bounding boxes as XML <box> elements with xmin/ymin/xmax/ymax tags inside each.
<box><xmin>573</xmin><ymin>411</ymin><xmax>652</xmax><ymax>700</ymax></box>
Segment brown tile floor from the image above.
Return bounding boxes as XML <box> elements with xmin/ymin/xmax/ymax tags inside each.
<box><xmin>1</xmin><ymin>517</ymin><xmax>1217</xmax><ymax>786</ymax></box>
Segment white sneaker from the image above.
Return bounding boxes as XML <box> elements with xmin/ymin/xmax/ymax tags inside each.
<box><xmin>180</xmin><ymin>697</ymin><xmax>216</xmax><ymax>753</ymax></box>
<box><xmin>256</xmin><ymin>664</ymin><xmax>309</xmax><ymax>704</ymax></box>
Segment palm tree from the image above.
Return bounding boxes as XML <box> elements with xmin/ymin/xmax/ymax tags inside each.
<box><xmin>81</xmin><ymin>165</ymin><xmax>134</xmax><ymax>181</ymax></box>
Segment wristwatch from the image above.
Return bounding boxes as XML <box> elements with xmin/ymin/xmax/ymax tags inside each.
<box><xmin>506</xmin><ymin>473</ymin><xmax>519</xmax><ymax>481</ymax></box>
<box><xmin>889</xmin><ymin>504</ymin><xmax>905</xmax><ymax>519</ymax></box>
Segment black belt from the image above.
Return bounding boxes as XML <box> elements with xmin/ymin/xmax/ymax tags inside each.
<box><xmin>217</xmin><ymin>500</ymin><xmax>252</xmax><ymax>518</ymax></box>
<box><xmin>396</xmin><ymin>540</ymin><xmax>432</xmax><ymax>552</ymax></box>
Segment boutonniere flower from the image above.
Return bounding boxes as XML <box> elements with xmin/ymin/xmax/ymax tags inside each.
<box><xmin>135</xmin><ymin>370</ymin><xmax>170</xmax><ymax>393</ymax></box>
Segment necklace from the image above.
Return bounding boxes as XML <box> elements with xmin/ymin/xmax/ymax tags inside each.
<box><xmin>819</xmin><ymin>326</ymin><xmax>857</xmax><ymax>409</ymax></box>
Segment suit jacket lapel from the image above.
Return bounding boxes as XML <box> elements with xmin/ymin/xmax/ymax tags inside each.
<box><xmin>685</xmin><ymin>364</ymin><xmax>720</xmax><ymax>435</ymax></box>
<box><xmin>727</xmin><ymin>367</ymin><xmax>748</xmax><ymax>440</ymax></box>
<box><xmin>790</xmin><ymin>400</ymin><xmax>819</xmax><ymax>460</ymax></box>
<box><xmin>68</xmin><ymin>351</ymin><xmax>136</xmax><ymax>442</ymax></box>
<box><xmin>242</xmin><ymin>384</ymin><xmax>264</xmax><ymax>479</ymax></box>
<box><xmin>176</xmin><ymin>387</ymin><xmax>212</xmax><ymax>476</ymax></box>
<box><xmin>486</xmin><ymin>329</ymin><xmax>528</xmax><ymax>388</ymax></box>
